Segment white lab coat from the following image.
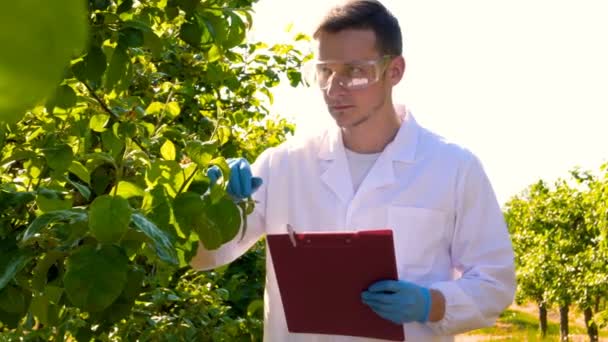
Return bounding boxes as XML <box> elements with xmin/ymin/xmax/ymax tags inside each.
<box><xmin>191</xmin><ymin>106</ymin><xmax>516</xmax><ymax>341</ymax></box>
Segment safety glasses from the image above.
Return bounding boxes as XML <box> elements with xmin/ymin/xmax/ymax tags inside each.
<box><xmin>302</xmin><ymin>55</ymin><xmax>394</xmax><ymax>91</ymax></box>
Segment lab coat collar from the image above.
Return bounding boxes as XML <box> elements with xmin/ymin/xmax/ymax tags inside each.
<box><xmin>317</xmin><ymin>104</ymin><xmax>419</xmax><ymax>163</ymax></box>
<box><xmin>317</xmin><ymin>104</ymin><xmax>419</xmax><ymax>203</ymax></box>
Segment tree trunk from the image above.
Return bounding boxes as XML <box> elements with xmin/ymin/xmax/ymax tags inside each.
<box><xmin>559</xmin><ymin>305</ymin><xmax>569</xmax><ymax>342</ymax></box>
<box><xmin>584</xmin><ymin>307</ymin><xmax>599</xmax><ymax>342</ymax></box>
<box><xmin>539</xmin><ymin>302</ymin><xmax>548</xmax><ymax>337</ymax></box>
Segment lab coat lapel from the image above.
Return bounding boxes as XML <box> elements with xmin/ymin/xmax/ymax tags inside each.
<box><xmin>355</xmin><ymin>153</ymin><xmax>397</xmax><ymax>196</ymax></box>
<box><xmin>355</xmin><ymin>108</ymin><xmax>419</xmax><ymax>197</ymax></box>
<box><xmin>318</xmin><ymin>128</ymin><xmax>355</xmax><ymax>204</ymax></box>
<box><xmin>316</xmin><ymin>107</ymin><xmax>419</xmax><ymax>202</ymax></box>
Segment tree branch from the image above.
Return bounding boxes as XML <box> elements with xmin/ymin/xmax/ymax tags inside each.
<box><xmin>82</xmin><ymin>81</ymin><xmax>150</xmax><ymax>155</ymax></box>
<box><xmin>82</xmin><ymin>81</ymin><xmax>120</xmax><ymax>120</ymax></box>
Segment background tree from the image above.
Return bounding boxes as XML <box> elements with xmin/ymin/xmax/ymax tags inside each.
<box><xmin>505</xmin><ymin>169</ymin><xmax>608</xmax><ymax>341</ymax></box>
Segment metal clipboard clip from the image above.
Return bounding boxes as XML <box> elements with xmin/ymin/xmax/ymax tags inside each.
<box><xmin>286</xmin><ymin>224</ymin><xmax>297</xmax><ymax>247</ymax></box>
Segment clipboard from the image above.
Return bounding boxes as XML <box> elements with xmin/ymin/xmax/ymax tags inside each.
<box><xmin>266</xmin><ymin>228</ymin><xmax>405</xmax><ymax>341</ymax></box>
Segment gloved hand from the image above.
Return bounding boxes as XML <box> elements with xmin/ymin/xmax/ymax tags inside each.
<box><xmin>206</xmin><ymin>158</ymin><xmax>263</xmax><ymax>200</ymax></box>
<box><xmin>361</xmin><ymin>280</ymin><xmax>431</xmax><ymax>324</ymax></box>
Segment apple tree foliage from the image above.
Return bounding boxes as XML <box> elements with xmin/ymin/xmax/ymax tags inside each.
<box><xmin>505</xmin><ymin>165</ymin><xmax>608</xmax><ymax>340</ymax></box>
<box><xmin>0</xmin><ymin>0</ymin><xmax>311</xmax><ymax>339</ymax></box>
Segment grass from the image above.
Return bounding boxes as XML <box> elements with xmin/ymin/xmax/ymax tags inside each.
<box><xmin>460</xmin><ymin>307</ymin><xmax>608</xmax><ymax>341</ymax></box>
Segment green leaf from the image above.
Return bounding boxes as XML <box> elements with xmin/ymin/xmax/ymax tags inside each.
<box><xmin>89</xmin><ymin>195</ymin><xmax>132</xmax><ymax>243</ymax></box>
<box><xmin>0</xmin><ymin>149</ymin><xmax>38</xmax><ymax>167</ymax></box>
<box><xmin>166</xmin><ymin>102</ymin><xmax>181</xmax><ymax>117</ymax></box>
<box><xmin>0</xmin><ymin>251</ymin><xmax>32</xmax><ymax>292</ymax></box>
<box><xmin>0</xmin><ymin>0</ymin><xmax>88</xmax><ymax>124</ymax></box>
<box><xmin>0</xmin><ymin>190</ymin><xmax>36</xmax><ymax>212</ymax></box>
<box><xmin>88</xmin><ymin>266</ymin><xmax>144</xmax><ymax>324</ymax></box>
<box><xmin>0</xmin><ymin>308</ymin><xmax>22</xmax><ymax>329</ymax></box>
<box><xmin>82</xmin><ymin>46</ymin><xmax>107</xmax><ymax>86</ymax></box>
<box><xmin>179</xmin><ymin>21</ymin><xmax>202</xmax><ymax>47</ymax></box>
<box><xmin>294</xmin><ymin>33</ymin><xmax>311</xmax><ymax>42</ymax></box>
<box><xmin>175</xmin><ymin>192</ymin><xmax>241</xmax><ymax>250</ymax></box>
<box><xmin>118</xmin><ymin>121</ymin><xmax>137</xmax><ymax>139</ymax></box>
<box><xmin>36</xmin><ymin>188</ymin><xmax>73</xmax><ymax>212</ymax></box>
<box><xmin>90</xmin><ymin>113</ymin><xmax>110</xmax><ymax>132</ymax></box>
<box><xmin>145</xmin><ymin>101</ymin><xmax>164</xmax><ymax>115</ymax></box>
<box><xmin>67</xmin><ymin>178</ymin><xmax>92</xmax><ymax>202</ymax></box>
<box><xmin>160</xmin><ymin>140</ymin><xmax>176</xmax><ymax>161</ymax></box>
<box><xmin>30</xmin><ymin>293</ymin><xmax>50</xmax><ymax>325</ymax></box>
<box><xmin>22</xmin><ymin>209</ymin><xmax>88</xmax><ymax>243</ymax></box>
<box><xmin>176</xmin><ymin>0</ymin><xmax>199</xmax><ymax>13</ymax></box>
<box><xmin>185</xmin><ymin>140</ymin><xmax>217</xmax><ymax>168</ymax></box>
<box><xmin>287</xmin><ymin>70</ymin><xmax>302</xmax><ymax>87</ymax></box>
<box><xmin>142</xmin><ymin>185</ymin><xmax>176</xmax><ymax>234</ymax></box>
<box><xmin>144</xmin><ymin>160</ymin><xmax>183</xmax><ymax>196</ymax></box>
<box><xmin>110</xmin><ymin>181</ymin><xmax>145</xmax><ymax>199</ymax></box>
<box><xmin>91</xmin><ymin>0</ymin><xmax>112</xmax><ymax>10</ymax></box>
<box><xmin>202</xmin><ymin>11</ymin><xmax>227</xmax><ymax>44</ymax></box>
<box><xmin>43</xmin><ymin>144</ymin><xmax>73</xmax><ymax>173</ymax></box>
<box><xmin>225</xmin><ymin>12</ymin><xmax>246</xmax><ymax>49</ymax></box>
<box><xmin>203</xmin><ymin>196</ymin><xmax>241</xmax><ymax>246</ymax></box>
<box><xmin>143</xmin><ymin>30</ymin><xmax>163</xmax><ymax>58</ymax></box>
<box><xmin>207</xmin><ymin>44</ymin><xmax>222</xmax><ymax>62</ymax></box>
<box><xmin>90</xmin><ymin>163</ymin><xmax>116</xmax><ymax>196</ymax></box>
<box><xmin>247</xmin><ymin>299</ymin><xmax>264</xmax><ymax>317</ymax></box>
<box><xmin>173</xmin><ymin>192</ymin><xmax>204</xmax><ymax>227</ymax></box>
<box><xmin>131</xmin><ymin>212</ymin><xmax>178</xmax><ymax>265</ymax></box>
<box><xmin>119</xmin><ymin>27</ymin><xmax>144</xmax><ymax>47</ymax></box>
<box><xmin>217</xmin><ymin>126</ymin><xmax>231</xmax><ymax>145</ymax></box>
<box><xmin>117</xmin><ymin>0</ymin><xmax>134</xmax><ymax>14</ymax></box>
<box><xmin>0</xmin><ymin>285</ymin><xmax>29</xmax><ymax>314</ymax></box>
<box><xmin>63</xmin><ymin>245</ymin><xmax>129</xmax><ymax>312</ymax></box>
<box><xmin>47</xmin><ymin>84</ymin><xmax>77</xmax><ymax>111</ymax></box>
<box><xmin>105</xmin><ymin>45</ymin><xmax>129</xmax><ymax>91</ymax></box>
<box><xmin>101</xmin><ymin>130</ymin><xmax>124</xmax><ymax>161</ymax></box>
<box><xmin>68</xmin><ymin>161</ymin><xmax>91</xmax><ymax>184</ymax></box>
<box><xmin>31</xmin><ymin>250</ymin><xmax>64</xmax><ymax>292</ymax></box>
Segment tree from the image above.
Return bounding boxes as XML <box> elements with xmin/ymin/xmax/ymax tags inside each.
<box><xmin>0</xmin><ymin>0</ymin><xmax>310</xmax><ymax>339</ymax></box>
<box><xmin>505</xmin><ymin>180</ymin><xmax>553</xmax><ymax>336</ymax></box>
<box><xmin>577</xmin><ymin>165</ymin><xmax>608</xmax><ymax>339</ymax></box>
<box><xmin>506</xmin><ymin>169</ymin><xmax>608</xmax><ymax>342</ymax></box>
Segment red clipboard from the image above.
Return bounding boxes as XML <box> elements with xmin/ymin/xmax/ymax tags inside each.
<box><xmin>266</xmin><ymin>229</ymin><xmax>405</xmax><ymax>341</ymax></box>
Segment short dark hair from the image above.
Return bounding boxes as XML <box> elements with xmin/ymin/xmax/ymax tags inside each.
<box><xmin>313</xmin><ymin>0</ymin><xmax>403</xmax><ymax>56</ymax></box>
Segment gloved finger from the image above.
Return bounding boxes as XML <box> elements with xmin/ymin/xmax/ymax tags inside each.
<box><xmin>368</xmin><ymin>307</ymin><xmax>402</xmax><ymax>325</ymax></box>
<box><xmin>238</xmin><ymin>161</ymin><xmax>253</xmax><ymax>197</ymax></box>
<box><xmin>367</xmin><ymin>280</ymin><xmax>403</xmax><ymax>293</ymax></box>
<box><xmin>227</xmin><ymin>157</ymin><xmax>240</xmax><ymax>167</ymax></box>
<box><xmin>207</xmin><ymin>167</ymin><xmax>220</xmax><ymax>185</ymax></box>
<box><xmin>251</xmin><ymin>177</ymin><xmax>263</xmax><ymax>193</ymax></box>
<box><xmin>361</xmin><ymin>298</ymin><xmax>395</xmax><ymax>312</ymax></box>
<box><xmin>229</xmin><ymin>162</ymin><xmax>244</xmax><ymax>197</ymax></box>
<box><xmin>361</xmin><ymin>291</ymin><xmax>397</xmax><ymax>304</ymax></box>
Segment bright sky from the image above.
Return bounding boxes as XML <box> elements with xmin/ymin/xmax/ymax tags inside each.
<box><xmin>248</xmin><ymin>0</ymin><xmax>608</xmax><ymax>205</ymax></box>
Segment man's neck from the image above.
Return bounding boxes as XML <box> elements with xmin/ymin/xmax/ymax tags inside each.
<box><xmin>341</xmin><ymin>106</ymin><xmax>403</xmax><ymax>154</ymax></box>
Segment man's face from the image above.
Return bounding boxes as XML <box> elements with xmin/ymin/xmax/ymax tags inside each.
<box><xmin>315</xmin><ymin>29</ymin><xmax>394</xmax><ymax>129</ymax></box>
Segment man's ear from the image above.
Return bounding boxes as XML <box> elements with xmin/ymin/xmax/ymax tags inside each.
<box><xmin>388</xmin><ymin>56</ymin><xmax>406</xmax><ymax>86</ymax></box>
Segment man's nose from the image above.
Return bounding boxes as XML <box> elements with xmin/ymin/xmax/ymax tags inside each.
<box><xmin>325</xmin><ymin>74</ymin><xmax>347</xmax><ymax>98</ymax></box>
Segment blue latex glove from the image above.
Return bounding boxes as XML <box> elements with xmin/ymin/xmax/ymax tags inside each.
<box><xmin>206</xmin><ymin>158</ymin><xmax>263</xmax><ymax>200</ymax></box>
<box><xmin>361</xmin><ymin>280</ymin><xmax>431</xmax><ymax>324</ymax></box>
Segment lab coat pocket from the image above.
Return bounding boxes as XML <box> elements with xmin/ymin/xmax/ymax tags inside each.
<box><xmin>388</xmin><ymin>206</ymin><xmax>449</xmax><ymax>278</ymax></box>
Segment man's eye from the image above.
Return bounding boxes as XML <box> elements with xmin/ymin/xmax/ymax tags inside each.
<box><xmin>317</xmin><ymin>67</ymin><xmax>332</xmax><ymax>77</ymax></box>
<box><xmin>348</xmin><ymin>66</ymin><xmax>365</xmax><ymax>76</ymax></box>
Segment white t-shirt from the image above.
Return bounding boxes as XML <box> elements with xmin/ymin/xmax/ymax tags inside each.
<box><xmin>344</xmin><ymin>148</ymin><xmax>381</xmax><ymax>193</ymax></box>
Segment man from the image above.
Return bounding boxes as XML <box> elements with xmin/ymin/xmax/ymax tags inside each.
<box><xmin>192</xmin><ymin>0</ymin><xmax>516</xmax><ymax>340</ymax></box>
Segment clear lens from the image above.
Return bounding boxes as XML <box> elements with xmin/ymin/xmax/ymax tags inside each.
<box><xmin>302</xmin><ymin>56</ymin><xmax>391</xmax><ymax>91</ymax></box>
